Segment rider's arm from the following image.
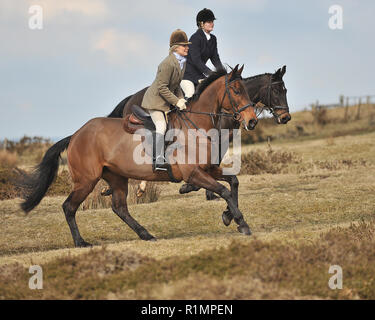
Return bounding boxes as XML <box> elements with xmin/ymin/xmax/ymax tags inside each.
<box><xmin>175</xmin><ymin>85</ymin><xmax>184</xmax><ymax>100</ymax></box>
<box><xmin>210</xmin><ymin>36</ymin><xmax>223</xmax><ymax>71</ymax></box>
<box><xmin>156</xmin><ymin>61</ymin><xmax>180</xmax><ymax>106</ymax></box>
<box><xmin>189</xmin><ymin>34</ymin><xmax>212</xmax><ymax>77</ymax></box>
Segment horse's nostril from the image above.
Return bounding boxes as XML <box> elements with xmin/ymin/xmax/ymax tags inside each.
<box><xmin>283</xmin><ymin>114</ymin><xmax>291</xmax><ymax>123</ymax></box>
<box><xmin>249</xmin><ymin>119</ymin><xmax>258</xmax><ymax>129</ymax></box>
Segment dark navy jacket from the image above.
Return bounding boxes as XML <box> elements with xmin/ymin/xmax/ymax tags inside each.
<box><xmin>183</xmin><ymin>29</ymin><xmax>223</xmax><ymax>85</ymax></box>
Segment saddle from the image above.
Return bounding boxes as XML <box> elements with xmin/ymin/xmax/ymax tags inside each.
<box><xmin>123</xmin><ymin>105</ymin><xmax>156</xmax><ymax>134</ymax></box>
<box><xmin>122</xmin><ymin>105</ymin><xmax>180</xmax><ymax>183</ymax></box>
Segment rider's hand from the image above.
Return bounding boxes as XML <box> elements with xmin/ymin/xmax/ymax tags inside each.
<box><xmin>176</xmin><ymin>98</ymin><xmax>187</xmax><ymax>110</ymax></box>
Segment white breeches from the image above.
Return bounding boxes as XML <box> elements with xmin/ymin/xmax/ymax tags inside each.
<box><xmin>180</xmin><ymin>80</ymin><xmax>195</xmax><ymax>98</ymax></box>
<box><xmin>149</xmin><ymin>109</ymin><xmax>167</xmax><ymax>135</ymax></box>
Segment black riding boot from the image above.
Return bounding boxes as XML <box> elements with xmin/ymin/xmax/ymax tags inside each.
<box><xmin>153</xmin><ymin>132</ymin><xmax>168</xmax><ymax>171</ymax></box>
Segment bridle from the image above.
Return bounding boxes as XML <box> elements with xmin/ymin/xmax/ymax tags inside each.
<box><xmin>176</xmin><ymin>74</ymin><xmax>255</xmax><ymax>129</ymax></box>
<box><xmin>174</xmin><ymin>74</ymin><xmax>255</xmax><ymax>163</ymax></box>
<box><xmin>255</xmin><ymin>76</ymin><xmax>289</xmax><ymax>122</ymax></box>
<box><xmin>219</xmin><ymin>74</ymin><xmax>255</xmax><ymax>122</ymax></box>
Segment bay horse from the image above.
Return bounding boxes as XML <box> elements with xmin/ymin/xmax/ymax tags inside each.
<box><xmin>19</xmin><ymin>65</ymin><xmax>258</xmax><ymax>247</ymax></box>
<box><xmin>106</xmin><ymin>66</ymin><xmax>291</xmax><ymax>225</ymax></box>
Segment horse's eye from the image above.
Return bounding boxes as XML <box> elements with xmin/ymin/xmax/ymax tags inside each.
<box><xmin>233</xmin><ymin>88</ymin><xmax>240</xmax><ymax>95</ymax></box>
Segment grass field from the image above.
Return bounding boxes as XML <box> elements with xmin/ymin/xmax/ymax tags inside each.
<box><xmin>1</xmin><ymin>106</ymin><xmax>375</xmax><ymax>299</ymax></box>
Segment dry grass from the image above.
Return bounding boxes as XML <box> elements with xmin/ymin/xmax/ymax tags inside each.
<box><xmin>1</xmin><ymin>109</ymin><xmax>375</xmax><ymax>300</ymax></box>
<box><xmin>81</xmin><ymin>180</ymin><xmax>112</xmax><ymax>211</ymax></box>
<box><xmin>0</xmin><ymin>150</ymin><xmax>18</xmax><ymax>169</ymax></box>
<box><xmin>243</xmin><ymin>103</ymin><xmax>375</xmax><ymax>144</ymax></box>
<box><xmin>1</xmin><ymin>219</ymin><xmax>375</xmax><ymax>299</ymax></box>
<box><xmin>80</xmin><ymin>180</ymin><xmax>162</xmax><ymax>210</ymax></box>
<box><xmin>240</xmin><ymin>148</ymin><xmax>301</xmax><ymax>175</ymax></box>
<box><xmin>128</xmin><ymin>181</ymin><xmax>161</xmax><ymax>205</ymax></box>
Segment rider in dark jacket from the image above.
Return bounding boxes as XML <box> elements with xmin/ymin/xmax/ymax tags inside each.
<box><xmin>181</xmin><ymin>8</ymin><xmax>224</xmax><ymax>98</ymax></box>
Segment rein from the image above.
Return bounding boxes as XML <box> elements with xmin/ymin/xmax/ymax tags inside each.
<box><xmin>176</xmin><ymin>74</ymin><xmax>254</xmax><ymax>129</ymax></box>
<box><xmin>173</xmin><ymin>73</ymin><xmax>254</xmax><ymax>163</ymax></box>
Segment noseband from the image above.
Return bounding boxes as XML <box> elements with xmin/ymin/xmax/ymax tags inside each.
<box><xmin>256</xmin><ymin>77</ymin><xmax>289</xmax><ymax>121</ymax></box>
<box><xmin>220</xmin><ymin>74</ymin><xmax>255</xmax><ymax>122</ymax></box>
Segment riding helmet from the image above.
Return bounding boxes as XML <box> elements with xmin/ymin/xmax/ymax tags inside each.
<box><xmin>169</xmin><ymin>29</ymin><xmax>191</xmax><ymax>47</ymax></box>
<box><xmin>196</xmin><ymin>8</ymin><xmax>216</xmax><ymax>27</ymax></box>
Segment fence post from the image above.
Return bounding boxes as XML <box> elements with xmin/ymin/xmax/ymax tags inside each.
<box><xmin>339</xmin><ymin>95</ymin><xmax>344</xmax><ymax>107</ymax></box>
<box><xmin>344</xmin><ymin>97</ymin><xmax>349</xmax><ymax>121</ymax></box>
<box><xmin>3</xmin><ymin>138</ymin><xmax>7</xmax><ymax>150</ymax></box>
<box><xmin>356</xmin><ymin>97</ymin><xmax>362</xmax><ymax>120</ymax></box>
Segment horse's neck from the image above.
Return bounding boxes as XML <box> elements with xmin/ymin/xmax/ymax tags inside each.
<box><xmin>245</xmin><ymin>75</ymin><xmax>270</xmax><ymax>103</ymax></box>
<box><xmin>179</xmin><ymin>82</ymin><xmax>222</xmax><ymax>131</ymax></box>
<box><xmin>187</xmin><ymin>80</ymin><xmax>240</xmax><ymax>134</ymax></box>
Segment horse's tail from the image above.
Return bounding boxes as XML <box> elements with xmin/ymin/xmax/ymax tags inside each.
<box><xmin>19</xmin><ymin>136</ymin><xmax>72</xmax><ymax>213</ymax></box>
<box><xmin>107</xmin><ymin>94</ymin><xmax>133</xmax><ymax>118</ymax></box>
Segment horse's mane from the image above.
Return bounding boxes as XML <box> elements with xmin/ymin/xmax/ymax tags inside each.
<box><xmin>243</xmin><ymin>73</ymin><xmax>272</xmax><ymax>82</ymax></box>
<box><xmin>187</xmin><ymin>67</ymin><xmax>229</xmax><ymax>103</ymax></box>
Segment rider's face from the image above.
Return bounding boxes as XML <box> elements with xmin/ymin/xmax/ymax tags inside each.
<box><xmin>202</xmin><ymin>21</ymin><xmax>214</xmax><ymax>33</ymax></box>
<box><xmin>175</xmin><ymin>45</ymin><xmax>189</xmax><ymax>57</ymax></box>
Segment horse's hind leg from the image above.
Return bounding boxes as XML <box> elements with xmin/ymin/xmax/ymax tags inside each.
<box><xmin>103</xmin><ymin>171</ymin><xmax>156</xmax><ymax>241</ymax></box>
<box><xmin>62</xmin><ymin>180</ymin><xmax>98</xmax><ymax>247</ymax></box>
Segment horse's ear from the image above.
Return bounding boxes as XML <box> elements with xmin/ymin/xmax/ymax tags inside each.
<box><xmin>229</xmin><ymin>64</ymin><xmax>239</xmax><ymax>81</ymax></box>
<box><xmin>281</xmin><ymin>65</ymin><xmax>286</xmax><ymax>77</ymax></box>
<box><xmin>238</xmin><ymin>64</ymin><xmax>244</xmax><ymax>76</ymax></box>
<box><xmin>273</xmin><ymin>67</ymin><xmax>282</xmax><ymax>79</ymax></box>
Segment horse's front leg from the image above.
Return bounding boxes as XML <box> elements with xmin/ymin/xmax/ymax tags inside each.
<box><xmin>187</xmin><ymin>166</ymin><xmax>251</xmax><ymax>235</ymax></box>
<box><xmin>207</xmin><ymin>167</ymin><xmax>238</xmax><ymax>226</ymax></box>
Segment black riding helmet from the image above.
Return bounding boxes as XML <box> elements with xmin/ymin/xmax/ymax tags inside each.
<box><xmin>196</xmin><ymin>8</ymin><xmax>216</xmax><ymax>27</ymax></box>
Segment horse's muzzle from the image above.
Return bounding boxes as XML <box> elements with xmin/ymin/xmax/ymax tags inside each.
<box><xmin>248</xmin><ymin>118</ymin><xmax>258</xmax><ymax>130</ymax></box>
<box><xmin>280</xmin><ymin>113</ymin><xmax>291</xmax><ymax>124</ymax></box>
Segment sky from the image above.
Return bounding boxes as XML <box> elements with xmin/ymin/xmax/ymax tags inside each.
<box><xmin>0</xmin><ymin>0</ymin><xmax>374</xmax><ymax>140</ymax></box>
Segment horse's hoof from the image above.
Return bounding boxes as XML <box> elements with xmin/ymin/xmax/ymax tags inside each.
<box><xmin>237</xmin><ymin>224</ymin><xmax>252</xmax><ymax>236</ymax></box>
<box><xmin>140</xmin><ymin>231</ymin><xmax>157</xmax><ymax>241</ymax></box>
<box><xmin>206</xmin><ymin>194</ymin><xmax>220</xmax><ymax>201</ymax></box>
<box><xmin>101</xmin><ymin>188</ymin><xmax>113</xmax><ymax>196</ymax></box>
<box><xmin>222</xmin><ymin>211</ymin><xmax>233</xmax><ymax>226</ymax></box>
<box><xmin>136</xmin><ymin>187</ymin><xmax>145</xmax><ymax>198</ymax></box>
<box><xmin>76</xmin><ymin>241</ymin><xmax>93</xmax><ymax>248</ymax></box>
<box><xmin>143</xmin><ymin>236</ymin><xmax>157</xmax><ymax>242</ymax></box>
<box><xmin>179</xmin><ymin>184</ymin><xmax>200</xmax><ymax>194</ymax></box>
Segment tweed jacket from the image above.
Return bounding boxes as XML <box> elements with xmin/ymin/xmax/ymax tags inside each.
<box><xmin>142</xmin><ymin>53</ymin><xmax>186</xmax><ymax>112</ymax></box>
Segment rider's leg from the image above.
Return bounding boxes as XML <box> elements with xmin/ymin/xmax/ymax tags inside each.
<box><xmin>149</xmin><ymin>110</ymin><xmax>167</xmax><ymax>171</ymax></box>
<box><xmin>180</xmin><ymin>80</ymin><xmax>195</xmax><ymax>99</ymax></box>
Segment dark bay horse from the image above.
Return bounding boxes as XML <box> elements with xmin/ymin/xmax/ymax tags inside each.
<box><xmin>19</xmin><ymin>65</ymin><xmax>258</xmax><ymax>247</ymax></box>
<box><xmin>106</xmin><ymin>66</ymin><xmax>291</xmax><ymax>223</ymax></box>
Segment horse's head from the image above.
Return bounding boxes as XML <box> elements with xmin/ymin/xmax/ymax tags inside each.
<box><xmin>267</xmin><ymin>66</ymin><xmax>291</xmax><ymax>124</ymax></box>
<box><xmin>219</xmin><ymin>64</ymin><xmax>258</xmax><ymax>131</ymax></box>
<box><xmin>244</xmin><ymin>66</ymin><xmax>291</xmax><ymax>124</ymax></box>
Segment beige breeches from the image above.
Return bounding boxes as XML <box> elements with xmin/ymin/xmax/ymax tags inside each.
<box><xmin>149</xmin><ymin>109</ymin><xmax>167</xmax><ymax>135</ymax></box>
<box><xmin>180</xmin><ymin>80</ymin><xmax>195</xmax><ymax>98</ymax></box>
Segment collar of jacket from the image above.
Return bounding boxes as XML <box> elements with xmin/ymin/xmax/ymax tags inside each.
<box><xmin>199</xmin><ymin>28</ymin><xmax>213</xmax><ymax>41</ymax></box>
<box><xmin>169</xmin><ymin>52</ymin><xmax>185</xmax><ymax>76</ymax></box>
